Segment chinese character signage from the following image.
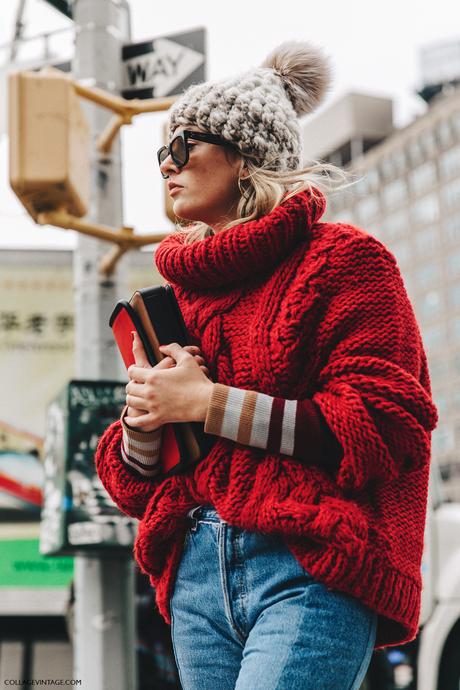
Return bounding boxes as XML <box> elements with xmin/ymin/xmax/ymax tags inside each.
<box><xmin>0</xmin><ymin>264</ymin><xmax>75</xmax><ymax>440</ymax></box>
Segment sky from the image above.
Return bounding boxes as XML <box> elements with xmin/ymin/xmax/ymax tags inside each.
<box><xmin>0</xmin><ymin>0</ymin><xmax>460</xmax><ymax>249</ymax></box>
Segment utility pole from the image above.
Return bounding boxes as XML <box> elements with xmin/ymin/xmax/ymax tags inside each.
<box><xmin>71</xmin><ymin>2</ymin><xmax>136</xmax><ymax>688</ymax></box>
<box><xmin>9</xmin><ymin>0</ymin><xmax>28</xmax><ymax>62</ymax></box>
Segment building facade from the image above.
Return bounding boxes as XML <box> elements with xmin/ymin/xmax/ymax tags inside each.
<box><xmin>308</xmin><ymin>88</ymin><xmax>460</xmax><ymax>497</ymax></box>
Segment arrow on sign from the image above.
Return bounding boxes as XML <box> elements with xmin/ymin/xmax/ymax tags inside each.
<box><xmin>122</xmin><ymin>37</ymin><xmax>205</xmax><ymax>98</ymax></box>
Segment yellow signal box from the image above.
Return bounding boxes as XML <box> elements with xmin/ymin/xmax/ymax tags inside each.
<box><xmin>9</xmin><ymin>69</ymin><xmax>90</xmax><ymax>220</ymax></box>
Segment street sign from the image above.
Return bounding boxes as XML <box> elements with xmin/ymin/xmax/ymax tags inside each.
<box><xmin>0</xmin><ymin>523</ymin><xmax>74</xmax><ymax>615</ymax></box>
<box><xmin>0</xmin><ymin>537</ymin><xmax>73</xmax><ymax>588</ymax></box>
<box><xmin>43</xmin><ymin>0</ymin><xmax>73</xmax><ymax>19</ymax></box>
<box><xmin>121</xmin><ymin>28</ymin><xmax>206</xmax><ymax>100</ymax></box>
<box><xmin>40</xmin><ymin>380</ymin><xmax>138</xmax><ymax>556</ymax></box>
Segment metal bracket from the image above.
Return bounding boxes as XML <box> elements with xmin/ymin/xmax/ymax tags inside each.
<box><xmin>36</xmin><ymin>208</ymin><xmax>169</xmax><ymax>277</ymax></box>
<box><xmin>36</xmin><ymin>68</ymin><xmax>176</xmax><ymax>274</ymax></box>
<box><xmin>71</xmin><ymin>78</ymin><xmax>176</xmax><ymax>154</ymax></box>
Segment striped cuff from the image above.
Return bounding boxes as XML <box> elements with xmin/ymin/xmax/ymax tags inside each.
<box><xmin>120</xmin><ymin>407</ymin><xmax>162</xmax><ymax>478</ymax></box>
<box><xmin>204</xmin><ymin>383</ymin><xmax>323</xmax><ymax>462</ymax></box>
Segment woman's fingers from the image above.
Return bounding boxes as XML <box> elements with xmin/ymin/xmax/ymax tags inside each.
<box><xmin>132</xmin><ymin>331</ymin><xmax>150</xmax><ymax>368</ymax></box>
<box><xmin>156</xmin><ymin>353</ymin><xmax>205</xmax><ymax>373</ymax></box>
<box><xmin>157</xmin><ymin>345</ymin><xmax>201</xmax><ymax>368</ymax></box>
<box><xmin>164</xmin><ymin>344</ymin><xmax>207</xmax><ymax>369</ymax></box>
<box><xmin>129</xmin><ymin>339</ymin><xmax>209</xmax><ymax>387</ymax></box>
<box><xmin>127</xmin><ymin>365</ymin><xmax>209</xmax><ymax>397</ymax></box>
<box><xmin>132</xmin><ymin>333</ymin><xmax>201</xmax><ymax>369</ymax></box>
<box><xmin>155</xmin><ymin>354</ymin><xmax>176</xmax><ymax>369</ymax></box>
<box><xmin>126</xmin><ymin>394</ymin><xmax>149</xmax><ymax>410</ymax></box>
<box><xmin>124</xmin><ymin>412</ymin><xmax>156</xmax><ymax>428</ymax></box>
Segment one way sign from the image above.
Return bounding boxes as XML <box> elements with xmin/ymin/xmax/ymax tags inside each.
<box><xmin>121</xmin><ymin>28</ymin><xmax>206</xmax><ymax>100</ymax></box>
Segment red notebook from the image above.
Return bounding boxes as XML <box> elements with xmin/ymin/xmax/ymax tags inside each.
<box><xmin>109</xmin><ymin>285</ymin><xmax>215</xmax><ymax>477</ymax></box>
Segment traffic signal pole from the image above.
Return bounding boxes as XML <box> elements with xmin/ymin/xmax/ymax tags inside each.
<box><xmin>71</xmin><ymin>1</ymin><xmax>136</xmax><ymax>688</ymax></box>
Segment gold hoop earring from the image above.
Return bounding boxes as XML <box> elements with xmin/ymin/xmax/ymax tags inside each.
<box><xmin>238</xmin><ymin>176</ymin><xmax>250</xmax><ymax>199</ymax></box>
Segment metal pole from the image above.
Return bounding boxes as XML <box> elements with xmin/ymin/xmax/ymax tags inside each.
<box><xmin>9</xmin><ymin>0</ymin><xmax>28</xmax><ymax>62</ymax></box>
<box><xmin>71</xmin><ymin>2</ymin><xmax>136</xmax><ymax>689</ymax></box>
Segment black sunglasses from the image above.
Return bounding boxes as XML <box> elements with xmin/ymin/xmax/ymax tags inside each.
<box><xmin>157</xmin><ymin>130</ymin><xmax>231</xmax><ymax>179</ymax></box>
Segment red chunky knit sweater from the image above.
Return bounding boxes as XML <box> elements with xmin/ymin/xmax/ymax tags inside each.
<box><xmin>96</xmin><ymin>189</ymin><xmax>438</xmax><ymax>649</ymax></box>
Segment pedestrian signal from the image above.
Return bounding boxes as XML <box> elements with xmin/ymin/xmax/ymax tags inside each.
<box><xmin>9</xmin><ymin>69</ymin><xmax>90</xmax><ymax>221</ymax></box>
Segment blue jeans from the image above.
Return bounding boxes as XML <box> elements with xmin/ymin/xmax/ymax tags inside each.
<box><xmin>170</xmin><ymin>505</ymin><xmax>377</xmax><ymax>690</ymax></box>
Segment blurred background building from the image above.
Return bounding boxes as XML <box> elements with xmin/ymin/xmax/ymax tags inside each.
<box><xmin>0</xmin><ymin>248</ymin><xmax>168</xmax><ymax>685</ymax></box>
<box><xmin>305</xmin><ymin>38</ymin><xmax>460</xmax><ymax>500</ymax></box>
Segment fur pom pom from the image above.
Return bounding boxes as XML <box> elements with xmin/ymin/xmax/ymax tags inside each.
<box><xmin>261</xmin><ymin>41</ymin><xmax>333</xmax><ymax>116</ymax></box>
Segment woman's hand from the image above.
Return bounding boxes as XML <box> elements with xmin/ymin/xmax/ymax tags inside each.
<box><xmin>125</xmin><ymin>331</ymin><xmax>177</xmax><ymax>427</ymax></box>
<box><xmin>124</xmin><ymin>332</ymin><xmax>213</xmax><ymax>432</ymax></box>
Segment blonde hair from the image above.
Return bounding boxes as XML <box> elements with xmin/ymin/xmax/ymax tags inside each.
<box><xmin>176</xmin><ymin>150</ymin><xmax>358</xmax><ymax>245</ymax></box>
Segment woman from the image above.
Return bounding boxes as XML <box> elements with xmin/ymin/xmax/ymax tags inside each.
<box><xmin>96</xmin><ymin>42</ymin><xmax>438</xmax><ymax>689</ymax></box>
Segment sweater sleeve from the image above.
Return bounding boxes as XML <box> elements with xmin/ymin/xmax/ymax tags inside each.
<box><xmin>204</xmin><ymin>382</ymin><xmax>343</xmax><ymax>471</ymax></box>
<box><xmin>312</xmin><ymin>229</ymin><xmax>438</xmax><ymax>492</ymax></box>
<box><xmin>95</xmin><ymin>410</ymin><xmax>163</xmax><ymax>520</ymax></box>
<box><xmin>119</xmin><ymin>407</ymin><xmax>163</xmax><ymax>477</ymax></box>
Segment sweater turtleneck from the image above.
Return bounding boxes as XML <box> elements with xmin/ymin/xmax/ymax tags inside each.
<box><xmin>154</xmin><ymin>188</ymin><xmax>326</xmax><ymax>290</ymax></box>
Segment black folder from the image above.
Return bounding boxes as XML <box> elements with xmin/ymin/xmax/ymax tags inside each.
<box><xmin>109</xmin><ymin>284</ymin><xmax>215</xmax><ymax>477</ymax></box>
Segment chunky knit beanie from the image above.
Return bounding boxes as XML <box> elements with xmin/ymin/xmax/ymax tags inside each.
<box><xmin>168</xmin><ymin>41</ymin><xmax>333</xmax><ymax>172</ymax></box>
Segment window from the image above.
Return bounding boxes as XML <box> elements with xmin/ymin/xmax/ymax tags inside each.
<box><xmin>453</xmin><ymin>351</ymin><xmax>460</xmax><ymax>375</ymax></box>
<box><xmin>450</xmin><ymin>315</ymin><xmax>460</xmax><ymax>342</ymax></box>
<box><xmin>409</xmin><ymin>161</ymin><xmax>437</xmax><ymax>196</ymax></box>
<box><xmin>452</xmin><ymin>110</ymin><xmax>460</xmax><ymax>139</ymax></box>
<box><xmin>415</xmin><ymin>226</ymin><xmax>439</xmax><ymax>256</ymax></box>
<box><xmin>436</xmin><ymin>120</ymin><xmax>453</xmax><ymax>149</ymax></box>
<box><xmin>388</xmin><ymin>151</ymin><xmax>406</xmax><ymax>177</ymax></box>
<box><xmin>382</xmin><ymin>179</ymin><xmax>408</xmax><ymax>211</ymax></box>
<box><xmin>403</xmin><ymin>273</ymin><xmax>413</xmax><ymax>295</ymax></box>
<box><xmin>380</xmin><ymin>156</ymin><xmax>396</xmax><ymax>182</ymax></box>
<box><xmin>442</xmin><ymin>179</ymin><xmax>460</xmax><ymax>212</ymax></box>
<box><xmin>446</xmin><ymin>248</ymin><xmax>460</xmax><ymax>278</ymax></box>
<box><xmin>440</xmin><ymin>145</ymin><xmax>460</xmax><ymax>179</ymax></box>
<box><xmin>454</xmin><ymin>393</ymin><xmax>460</xmax><ymax>415</ymax></box>
<box><xmin>366</xmin><ymin>167</ymin><xmax>380</xmax><ymax>191</ymax></box>
<box><xmin>329</xmin><ymin>189</ymin><xmax>354</xmax><ymax>215</ymax></box>
<box><xmin>408</xmin><ymin>139</ymin><xmax>424</xmax><ymax>167</ymax></box>
<box><xmin>411</xmin><ymin>194</ymin><xmax>440</xmax><ymax>225</ymax></box>
<box><xmin>420</xmin><ymin>130</ymin><xmax>437</xmax><ymax>158</ymax></box>
<box><xmin>417</xmin><ymin>289</ymin><xmax>442</xmax><ymax>319</ymax></box>
<box><xmin>443</xmin><ymin>213</ymin><xmax>460</xmax><ymax>244</ymax></box>
<box><xmin>415</xmin><ymin>261</ymin><xmax>441</xmax><ymax>289</ymax></box>
<box><xmin>431</xmin><ymin>425</ymin><xmax>454</xmax><ymax>453</ymax></box>
<box><xmin>391</xmin><ymin>240</ymin><xmax>411</xmax><ymax>268</ymax></box>
<box><xmin>352</xmin><ymin>174</ymin><xmax>369</xmax><ymax>197</ymax></box>
<box><xmin>355</xmin><ymin>195</ymin><xmax>379</xmax><ymax>224</ymax></box>
<box><xmin>382</xmin><ymin>210</ymin><xmax>409</xmax><ymax>240</ymax></box>
<box><xmin>423</xmin><ymin>323</ymin><xmax>444</xmax><ymax>350</ymax></box>
<box><xmin>334</xmin><ymin>209</ymin><xmax>356</xmax><ymax>225</ymax></box>
<box><xmin>448</xmin><ymin>284</ymin><xmax>460</xmax><ymax>309</ymax></box>
<box><xmin>433</xmin><ymin>391</ymin><xmax>448</xmax><ymax>416</ymax></box>
<box><xmin>327</xmin><ymin>194</ymin><xmax>344</xmax><ymax>216</ymax></box>
<box><xmin>427</xmin><ymin>356</ymin><xmax>449</xmax><ymax>382</ymax></box>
